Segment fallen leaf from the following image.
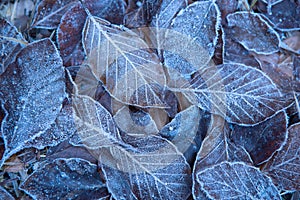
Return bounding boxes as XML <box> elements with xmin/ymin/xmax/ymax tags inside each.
<box><xmin>82</xmin><ymin>15</ymin><xmax>166</xmax><ymax>107</ymax></box>
<box><xmin>73</xmin><ymin>95</ymin><xmax>192</xmax><ymax>199</ymax></box>
<box><xmin>226</xmin><ymin>11</ymin><xmax>280</xmax><ymax>54</ymax></box>
<box><xmin>57</xmin><ymin>0</ymin><xmax>126</xmax><ymax>66</ymax></box>
<box><xmin>195</xmin><ymin>161</ymin><xmax>281</xmax><ymax>199</ymax></box>
<box><xmin>0</xmin><ymin>39</ymin><xmax>66</xmax><ymax>167</ymax></box>
<box><xmin>176</xmin><ymin>63</ymin><xmax>287</xmax><ymax>125</ymax></box>
<box><xmin>31</xmin><ymin>0</ymin><xmax>77</xmax><ymax>29</ymax></box>
<box><xmin>0</xmin><ymin>17</ymin><xmax>27</xmax><ymax>74</ymax></box>
<box><xmin>20</xmin><ymin>158</ymin><xmax>109</xmax><ymax>199</ymax></box>
<box><xmin>263</xmin><ymin>122</ymin><xmax>300</xmax><ymax>191</ymax></box>
<box><xmin>163</xmin><ymin>1</ymin><xmax>221</xmax><ymax>75</ymax></box>
<box><xmin>231</xmin><ymin>111</ymin><xmax>288</xmax><ymax>165</ymax></box>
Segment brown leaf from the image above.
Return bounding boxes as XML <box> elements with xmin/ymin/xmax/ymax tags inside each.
<box><xmin>231</xmin><ymin>111</ymin><xmax>288</xmax><ymax>165</ymax></box>
<box><xmin>263</xmin><ymin>122</ymin><xmax>300</xmax><ymax>191</ymax></box>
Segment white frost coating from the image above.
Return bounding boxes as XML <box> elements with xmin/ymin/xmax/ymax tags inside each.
<box><xmin>264</xmin><ymin>122</ymin><xmax>300</xmax><ymax>191</ymax></box>
<box><xmin>81</xmin><ymin>15</ymin><xmax>166</xmax><ymax>108</ymax></box>
<box><xmin>196</xmin><ymin>161</ymin><xmax>281</xmax><ymax>200</ymax></box>
<box><xmin>72</xmin><ymin>95</ymin><xmax>192</xmax><ymax>200</ymax></box>
<box><xmin>226</xmin><ymin>11</ymin><xmax>280</xmax><ymax>55</ymax></box>
<box><xmin>163</xmin><ymin>1</ymin><xmax>221</xmax><ymax>75</ymax></box>
<box><xmin>175</xmin><ymin>63</ymin><xmax>287</xmax><ymax>125</ymax></box>
<box><xmin>0</xmin><ymin>38</ymin><xmax>66</xmax><ymax>167</ymax></box>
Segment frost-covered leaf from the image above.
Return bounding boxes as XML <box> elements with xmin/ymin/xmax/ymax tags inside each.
<box><xmin>72</xmin><ymin>95</ymin><xmax>121</xmax><ymax>149</ymax></box>
<box><xmin>178</xmin><ymin>63</ymin><xmax>286</xmax><ymax>125</ymax></box>
<box><xmin>159</xmin><ymin>105</ymin><xmax>202</xmax><ymax>163</ymax></box>
<box><xmin>99</xmin><ymin>135</ymin><xmax>192</xmax><ymax>200</ymax></box>
<box><xmin>0</xmin><ymin>186</ymin><xmax>14</xmax><ymax>200</ymax></box>
<box><xmin>124</xmin><ymin>0</ymin><xmax>162</xmax><ymax>28</ymax></box>
<box><xmin>73</xmin><ymin>95</ymin><xmax>192</xmax><ymax>199</ymax></box>
<box><xmin>150</xmin><ymin>0</ymin><xmax>187</xmax><ymax>29</ymax></box>
<box><xmin>0</xmin><ymin>39</ymin><xmax>66</xmax><ymax>166</ymax></box>
<box><xmin>24</xmin><ymin>104</ymin><xmax>76</xmax><ymax>149</ymax></box>
<box><xmin>231</xmin><ymin>111</ymin><xmax>288</xmax><ymax>165</ymax></box>
<box><xmin>192</xmin><ymin>115</ymin><xmax>253</xmax><ymax>200</ymax></box>
<box><xmin>46</xmin><ymin>140</ymin><xmax>97</xmax><ymax>164</ymax></box>
<box><xmin>31</xmin><ymin>0</ymin><xmax>77</xmax><ymax>29</ymax></box>
<box><xmin>223</xmin><ymin>28</ymin><xmax>261</xmax><ymax>68</ymax></box>
<box><xmin>57</xmin><ymin>2</ymin><xmax>86</xmax><ymax>66</ymax></box>
<box><xmin>255</xmin><ymin>51</ymin><xmax>300</xmax><ymax>93</ymax></box>
<box><xmin>82</xmin><ymin>15</ymin><xmax>166</xmax><ymax>107</ymax></box>
<box><xmin>226</xmin><ymin>11</ymin><xmax>280</xmax><ymax>54</ymax></box>
<box><xmin>20</xmin><ymin>158</ymin><xmax>109</xmax><ymax>200</ymax></box>
<box><xmin>57</xmin><ymin>0</ymin><xmax>126</xmax><ymax>66</ymax></box>
<box><xmin>114</xmin><ymin>106</ymin><xmax>159</xmax><ymax>136</ymax></box>
<box><xmin>196</xmin><ymin>161</ymin><xmax>281</xmax><ymax>199</ymax></box>
<box><xmin>260</xmin><ymin>0</ymin><xmax>300</xmax><ymax>31</ymax></box>
<box><xmin>263</xmin><ymin>122</ymin><xmax>300</xmax><ymax>191</ymax></box>
<box><xmin>0</xmin><ymin>17</ymin><xmax>27</xmax><ymax>74</ymax></box>
<box><xmin>163</xmin><ymin>1</ymin><xmax>221</xmax><ymax>75</ymax></box>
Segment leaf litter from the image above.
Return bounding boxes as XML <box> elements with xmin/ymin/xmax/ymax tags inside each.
<box><xmin>0</xmin><ymin>0</ymin><xmax>299</xmax><ymax>199</ymax></box>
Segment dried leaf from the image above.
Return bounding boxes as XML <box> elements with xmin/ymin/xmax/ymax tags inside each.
<box><xmin>163</xmin><ymin>1</ymin><xmax>221</xmax><ymax>75</ymax></box>
<box><xmin>0</xmin><ymin>17</ymin><xmax>27</xmax><ymax>74</ymax></box>
<box><xmin>223</xmin><ymin>28</ymin><xmax>261</xmax><ymax>68</ymax></box>
<box><xmin>195</xmin><ymin>161</ymin><xmax>281</xmax><ymax>199</ymax></box>
<box><xmin>73</xmin><ymin>95</ymin><xmax>192</xmax><ymax>199</ymax></box>
<box><xmin>124</xmin><ymin>0</ymin><xmax>162</xmax><ymax>28</ymax></box>
<box><xmin>31</xmin><ymin>0</ymin><xmax>77</xmax><ymax>29</ymax></box>
<box><xmin>0</xmin><ymin>186</ymin><xmax>14</xmax><ymax>200</ymax></box>
<box><xmin>0</xmin><ymin>39</ymin><xmax>66</xmax><ymax>166</ymax></box>
<box><xmin>259</xmin><ymin>0</ymin><xmax>300</xmax><ymax>31</ymax></box>
<box><xmin>159</xmin><ymin>105</ymin><xmax>201</xmax><ymax>163</ymax></box>
<box><xmin>114</xmin><ymin>106</ymin><xmax>159</xmax><ymax>136</ymax></box>
<box><xmin>82</xmin><ymin>15</ymin><xmax>166</xmax><ymax>107</ymax></box>
<box><xmin>150</xmin><ymin>0</ymin><xmax>187</xmax><ymax>29</ymax></box>
<box><xmin>57</xmin><ymin>2</ymin><xmax>86</xmax><ymax>66</ymax></box>
<box><xmin>177</xmin><ymin>63</ymin><xmax>287</xmax><ymax>125</ymax></box>
<box><xmin>226</xmin><ymin>11</ymin><xmax>280</xmax><ymax>54</ymax></box>
<box><xmin>231</xmin><ymin>111</ymin><xmax>288</xmax><ymax>165</ymax></box>
<box><xmin>20</xmin><ymin>158</ymin><xmax>109</xmax><ymax>200</ymax></box>
<box><xmin>99</xmin><ymin>135</ymin><xmax>192</xmax><ymax>200</ymax></box>
<box><xmin>263</xmin><ymin>122</ymin><xmax>300</xmax><ymax>191</ymax></box>
<box><xmin>57</xmin><ymin>0</ymin><xmax>126</xmax><ymax>66</ymax></box>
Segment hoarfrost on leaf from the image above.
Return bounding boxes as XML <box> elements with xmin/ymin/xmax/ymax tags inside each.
<box><xmin>176</xmin><ymin>63</ymin><xmax>287</xmax><ymax>125</ymax></box>
<box><xmin>226</xmin><ymin>11</ymin><xmax>280</xmax><ymax>54</ymax></box>
<box><xmin>82</xmin><ymin>15</ymin><xmax>166</xmax><ymax>107</ymax></box>
<box><xmin>196</xmin><ymin>161</ymin><xmax>281</xmax><ymax>200</ymax></box>
<box><xmin>19</xmin><ymin>158</ymin><xmax>109</xmax><ymax>199</ymax></box>
<box><xmin>0</xmin><ymin>39</ymin><xmax>66</xmax><ymax>167</ymax></box>
<box><xmin>163</xmin><ymin>1</ymin><xmax>221</xmax><ymax>75</ymax></box>
<box><xmin>72</xmin><ymin>95</ymin><xmax>192</xmax><ymax>199</ymax></box>
<box><xmin>0</xmin><ymin>17</ymin><xmax>27</xmax><ymax>74</ymax></box>
<box><xmin>263</xmin><ymin>122</ymin><xmax>300</xmax><ymax>191</ymax></box>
